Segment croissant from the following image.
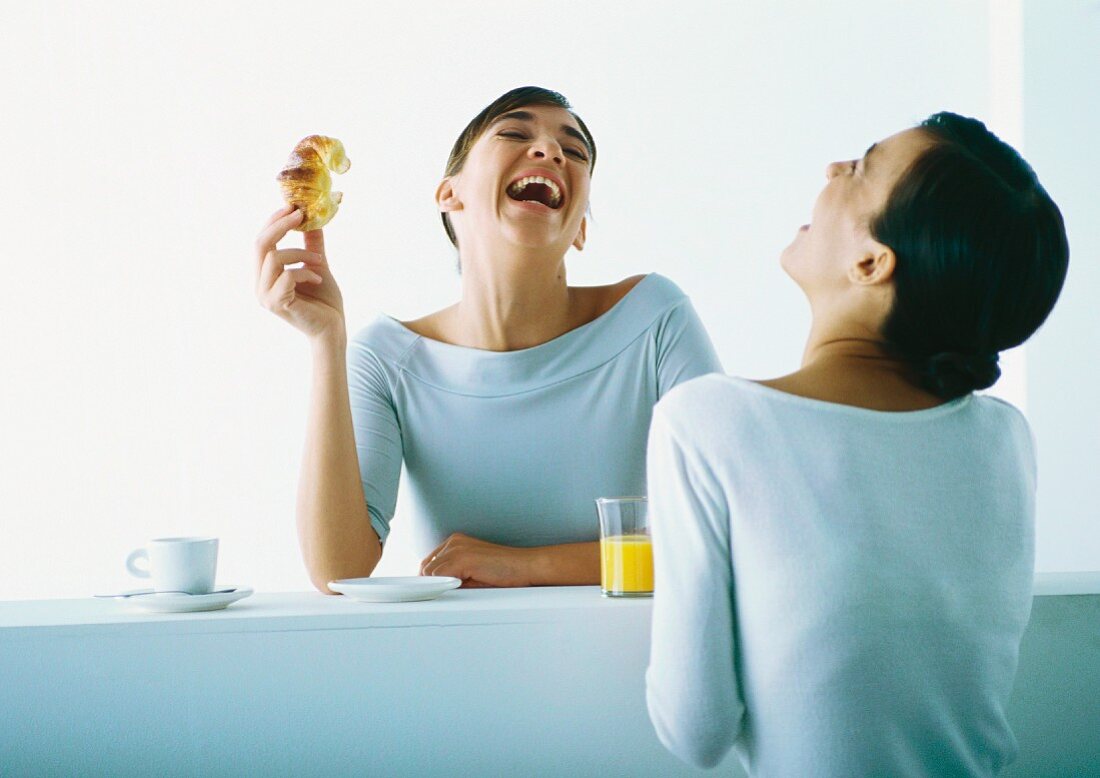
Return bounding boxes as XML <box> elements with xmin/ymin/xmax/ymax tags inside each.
<box><xmin>276</xmin><ymin>135</ymin><xmax>351</xmax><ymax>231</ymax></box>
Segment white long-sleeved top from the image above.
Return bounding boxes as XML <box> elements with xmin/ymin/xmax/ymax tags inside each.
<box><xmin>645</xmin><ymin>375</ymin><xmax>1036</xmax><ymax>777</ymax></box>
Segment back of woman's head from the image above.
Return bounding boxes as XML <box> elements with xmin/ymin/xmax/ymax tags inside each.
<box><xmin>872</xmin><ymin>112</ymin><xmax>1069</xmax><ymax>400</ymax></box>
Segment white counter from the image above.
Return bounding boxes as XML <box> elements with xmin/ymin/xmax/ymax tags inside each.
<box><xmin>2</xmin><ymin>576</ymin><xmax>1098</xmax><ymax>777</ymax></box>
<box><xmin>1</xmin><ymin>586</ymin><xmax>740</xmax><ymax>777</ymax></box>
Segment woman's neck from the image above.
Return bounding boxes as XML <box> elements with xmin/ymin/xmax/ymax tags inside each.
<box><xmin>802</xmin><ymin>335</ymin><xmax>901</xmax><ymax>373</ymax></box>
<box><xmin>796</xmin><ymin>305</ymin><xmax>894</xmax><ymax>366</ymax></box>
<box><xmin>451</xmin><ymin>246</ymin><xmax>575</xmax><ymax>351</ymax></box>
<box><xmin>761</xmin><ymin>317</ymin><xmax>944</xmax><ymax>411</ymax></box>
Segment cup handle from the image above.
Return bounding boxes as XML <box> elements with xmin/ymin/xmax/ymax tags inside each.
<box><xmin>126</xmin><ymin>548</ymin><xmax>151</xmax><ymax>578</ymax></box>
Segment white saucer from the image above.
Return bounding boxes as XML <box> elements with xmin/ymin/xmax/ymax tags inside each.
<box><xmin>114</xmin><ymin>585</ymin><xmax>254</xmax><ymax>613</ymax></box>
<box><xmin>328</xmin><ymin>576</ymin><xmax>461</xmax><ymax>603</ymax></box>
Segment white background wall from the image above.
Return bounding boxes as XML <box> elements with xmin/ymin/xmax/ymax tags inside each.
<box><xmin>0</xmin><ymin>1</ymin><xmax>1094</xmax><ymax>600</ymax></box>
<box><xmin>1020</xmin><ymin>1</ymin><xmax>1100</xmax><ymax>575</ymax></box>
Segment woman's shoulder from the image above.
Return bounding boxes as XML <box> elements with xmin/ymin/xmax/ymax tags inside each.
<box><xmin>756</xmin><ymin>371</ymin><xmax>945</xmax><ymax>413</ymax></box>
<box><xmin>395</xmin><ymin>306</ymin><xmax>455</xmax><ymax>343</ymax></box>
<box><xmin>655</xmin><ymin>373</ymin><xmax>745</xmax><ymax>422</ymax></box>
<box><xmin>574</xmin><ymin>272</ymin><xmax>691</xmax><ymax>328</ymax></box>
<box><xmin>595</xmin><ymin>273</ymin><xmax>648</xmax><ymax>312</ymax></box>
<box><xmin>560</xmin><ymin>274</ymin><xmax>640</xmax><ymax>327</ymax></box>
<box><xmin>350</xmin><ymin>314</ymin><xmax>422</xmax><ymax>363</ymax></box>
<box><xmin>660</xmin><ymin>372</ymin><xmax>1022</xmax><ymax>436</ymax></box>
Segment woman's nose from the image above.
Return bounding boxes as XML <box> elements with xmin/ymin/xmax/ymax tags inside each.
<box><xmin>825</xmin><ymin>160</ymin><xmax>848</xmax><ymax>180</ymax></box>
<box><xmin>528</xmin><ymin>138</ymin><xmax>563</xmax><ymax>165</ymax></box>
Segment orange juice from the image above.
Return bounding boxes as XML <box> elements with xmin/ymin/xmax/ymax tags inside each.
<box><xmin>600</xmin><ymin>534</ymin><xmax>654</xmax><ymax>596</ymax></box>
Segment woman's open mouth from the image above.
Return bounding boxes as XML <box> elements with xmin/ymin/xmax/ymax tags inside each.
<box><xmin>506</xmin><ymin>175</ymin><xmax>564</xmax><ymax>210</ymax></box>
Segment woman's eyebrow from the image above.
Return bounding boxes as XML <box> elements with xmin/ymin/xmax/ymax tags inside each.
<box><xmin>495</xmin><ymin>110</ymin><xmax>535</xmax><ymax>124</ymax></box>
<box><xmin>862</xmin><ymin>142</ymin><xmax>879</xmax><ymax>172</ymax></box>
<box><xmin>561</xmin><ymin>126</ymin><xmax>592</xmax><ymax>156</ymax></box>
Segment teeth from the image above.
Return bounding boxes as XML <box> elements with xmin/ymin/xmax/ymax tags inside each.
<box><xmin>508</xmin><ymin>175</ymin><xmax>562</xmax><ymax>207</ymax></box>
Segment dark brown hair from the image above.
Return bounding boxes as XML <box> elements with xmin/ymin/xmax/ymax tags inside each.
<box><xmin>872</xmin><ymin>112</ymin><xmax>1070</xmax><ymax>399</ymax></box>
<box><xmin>441</xmin><ymin>86</ymin><xmax>596</xmax><ymax>248</ymax></box>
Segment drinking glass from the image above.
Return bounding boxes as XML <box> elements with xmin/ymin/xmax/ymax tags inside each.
<box><xmin>595</xmin><ymin>497</ymin><xmax>652</xmax><ymax>598</ymax></box>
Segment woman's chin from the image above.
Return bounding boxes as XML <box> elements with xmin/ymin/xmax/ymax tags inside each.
<box><xmin>499</xmin><ymin>221</ymin><xmax>568</xmax><ymax>251</ymax></box>
<box><xmin>779</xmin><ymin>245</ymin><xmax>797</xmax><ymax>277</ymax></box>
<box><xmin>779</xmin><ymin>250</ymin><xmax>816</xmax><ymax>297</ymax></box>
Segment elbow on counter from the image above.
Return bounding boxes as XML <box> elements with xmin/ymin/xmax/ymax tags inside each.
<box><xmin>310</xmin><ymin>577</ymin><xmax>341</xmax><ymax>595</ymax></box>
<box><xmin>645</xmin><ymin>683</ymin><xmax>739</xmax><ymax>770</ymax></box>
<box><xmin>304</xmin><ymin>534</ymin><xmax>384</xmax><ymax>595</ymax></box>
<box><xmin>307</xmin><ymin>555</ymin><xmax>381</xmax><ymax>595</ymax></box>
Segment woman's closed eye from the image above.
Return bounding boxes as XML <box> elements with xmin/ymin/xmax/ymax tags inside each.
<box><xmin>497</xmin><ymin>130</ymin><xmax>588</xmax><ymax>162</ymax></box>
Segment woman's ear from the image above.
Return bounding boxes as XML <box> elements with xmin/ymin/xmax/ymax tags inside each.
<box><xmin>436</xmin><ymin>176</ymin><xmax>463</xmax><ymax>213</ymax></box>
<box><xmin>848</xmin><ymin>242</ymin><xmax>896</xmax><ymax>287</ymax></box>
<box><xmin>571</xmin><ymin>216</ymin><xmax>587</xmax><ymax>251</ymax></box>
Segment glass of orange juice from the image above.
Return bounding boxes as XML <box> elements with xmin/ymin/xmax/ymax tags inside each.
<box><xmin>595</xmin><ymin>497</ymin><xmax>652</xmax><ymax>598</ymax></box>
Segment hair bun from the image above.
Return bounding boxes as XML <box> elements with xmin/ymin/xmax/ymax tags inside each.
<box><xmin>923</xmin><ymin>351</ymin><xmax>1001</xmax><ymax>398</ymax></box>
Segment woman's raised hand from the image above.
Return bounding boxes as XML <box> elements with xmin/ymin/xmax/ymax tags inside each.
<box><xmin>254</xmin><ymin>204</ymin><xmax>345</xmax><ymax>340</ymax></box>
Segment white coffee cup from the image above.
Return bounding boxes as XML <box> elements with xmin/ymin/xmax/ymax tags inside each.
<box><xmin>126</xmin><ymin>537</ymin><xmax>219</xmax><ymax>594</ymax></box>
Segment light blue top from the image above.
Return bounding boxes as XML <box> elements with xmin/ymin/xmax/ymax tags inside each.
<box><xmin>347</xmin><ymin>273</ymin><xmax>723</xmax><ymax>555</ymax></box>
<box><xmin>645</xmin><ymin>375</ymin><xmax>1037</xmax><ymax>776</ymax></box>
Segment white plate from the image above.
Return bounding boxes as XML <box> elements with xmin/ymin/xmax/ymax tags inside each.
<box><xmin>114</xmin><ymin>585</ymin><xmax>254</xmax><ymax>613</ymax></box>
<box><xmin>328</xmin><ymin>576</ymin><xmax>461</xmax><ymax>603</ymax></box>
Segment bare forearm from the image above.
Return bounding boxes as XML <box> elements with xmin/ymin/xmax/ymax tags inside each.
<box><xmin>296</xmin><ymin>330</ymin><xmax>381</xmax><ymax>592</ymax></box>
<box><xmin>529</xmin><ymin>541</ymin><xmax>601</xmax><ymax>586</ymax></box>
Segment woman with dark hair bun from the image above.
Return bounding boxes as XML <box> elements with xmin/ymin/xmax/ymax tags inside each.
<box><xmin>875</xmin><ymin>112</ymin><xmax>1069</xmax><ymax>400</ymax></box>
<box><xmin>644</xmin><ymin>115</ymin><xmax>1068</xmax><ymax>775</ymax></box>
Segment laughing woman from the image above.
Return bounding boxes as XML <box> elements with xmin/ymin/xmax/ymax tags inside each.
<box><xmin>254</xmin><ymin>86</ymin><xmax>721</xmax><ymax>591</ymax></box>
<box><xmin>645</xmin><ymin>113</ymin><xmax>1068</xmax><ymax>775</ymax></box>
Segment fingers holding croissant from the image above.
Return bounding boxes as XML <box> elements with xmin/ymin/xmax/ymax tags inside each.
<box><xmin>276</xmin><ymin>135</ymin><xmax>351</xmax><ymax>231</ymax></box>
